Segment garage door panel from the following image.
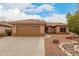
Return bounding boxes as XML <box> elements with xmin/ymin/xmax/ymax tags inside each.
<box><xmin>16</xmin><ymin>25</ymin><xmax>41</xmax><ymax>36</ymax></box>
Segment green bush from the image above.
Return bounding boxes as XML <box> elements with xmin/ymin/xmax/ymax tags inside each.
<box><xmin>5</xmin><ymin>29</ymin><xmax>12</xmax><ymax>36</ymax></box>
<box><xmin>52</xmin><ymin>39</ymin><xmax>60</xmax><ymax>44</ymax></box>
<box><xmin>67</xmin><ymin>12</ymin><xmax>79</xmax><ymax>35</ymax></box>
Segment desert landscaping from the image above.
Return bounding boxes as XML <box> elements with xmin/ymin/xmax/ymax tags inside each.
<box><xmin>45</xmin><ymin>34</ymin><xmax>79</xmax><ymax>56</ymax></box>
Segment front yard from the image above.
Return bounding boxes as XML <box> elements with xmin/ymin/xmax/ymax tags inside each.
<box><xmin>0</xmin><ymin>34</ymin><xmax>79</xmax><ymax>56</ymax></box>
<box><xmin>45</xmin><ymin>34</ymin><xmax>79</xmax><ymax>56</ymax></box>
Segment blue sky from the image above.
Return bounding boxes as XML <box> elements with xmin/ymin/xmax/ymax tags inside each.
<box><xmin>24</xmin><ymin>3</ymin><xmax>77</xmax><ymax>17</ymax></box>
<box><xmin>54</xmin><ymin>3</ymin><xmax>77</xmax><ymax>14</ymax></box>
<box><xmin>0</xmin><ymin>3</ymin><xmax>78</xmax><ymax>23</ymax></box>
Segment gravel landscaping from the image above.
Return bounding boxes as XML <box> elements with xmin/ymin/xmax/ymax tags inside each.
<box><xmin>59</xmin><ymin>41</ymin><xmax>79</xmax><ymax>56</ymax></box>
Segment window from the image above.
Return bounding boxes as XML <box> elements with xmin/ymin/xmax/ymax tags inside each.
<box><xmin>60</xmin><ymin>27</ymin><xmax>66</xmax><ymax>32</ymax></box>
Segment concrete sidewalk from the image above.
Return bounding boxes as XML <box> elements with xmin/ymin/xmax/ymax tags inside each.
<box><xmin>0</xmin><ymin>37</ymin><xmax>45</xmax><ymax>56</ymax></box>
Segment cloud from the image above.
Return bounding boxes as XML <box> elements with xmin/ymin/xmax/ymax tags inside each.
<box><xmin>24</xmin><ymin>4</ymin><xmax>55</xmax><ymax>14</ymax></box>
<box><xmin>1</xmin><ymin>3</ymin><xmax>55</xmax><ymax>16</ymax></box>
<box><xmin>0</xmin><ymin>3</ymin><xmax>55</xmax><ymax>21</ymax></box>
<box><xmin>2</xmin><ymin>3</ymin><xmax>35</xmax><ymax>10</ymax></box>
<box><xmin>0</xmin><ymin>4</ymin><xmax>3</xmax><ymax>10</ymax></box>
<box><xmin>45</xmin><ymin>14</ymin><xmax>67</xmax><ymax>23</ymax></box>
<box><xmin>0</xmin><ymin>3</ymin><xmax>67</xmax><ymax>23</ymax></box>
<box><xmin>2</xmin><ymin>3</ymin><xmax>54</xmax><ymax>13</ymax></box>
<box><xmin>36</xmin><ymin>4</ymin><xmax>54</xmax><ymax>12</ymax></box>
<box><xmin>0</xmin><ymin>9</ymin><xmax>43</xmax><ymax>21</ymax></box>
<box><xmin>0</xmin><ymin>4</ymin><xmax>43</xmax><ymax>21</ymax></box>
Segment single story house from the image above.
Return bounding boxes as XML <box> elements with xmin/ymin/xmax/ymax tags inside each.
<box><xmin>10</xmin><ymin>19</ymin><xmax>46</xmax><ymax>36</ymax></box>
<box><xmin>0</xmin><ymin>21</ymin><xmax>12</xmax><ymax>33</ymax></box>
<box><xmin>9</xmin><ymin>19</ymin><xmax>69</xmax><ymax>36</ymax></box>
<box><xmin>45</xmin><ymin>23</ymin><xmax>69</xmax><ymax>34</ymax></box>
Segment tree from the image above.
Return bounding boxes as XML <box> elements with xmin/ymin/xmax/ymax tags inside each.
<box><xmin>66</xmin><ymin>12</ymin><xmax>71</xmax><ymax>18</ymax></box>
<box><xmin>67</xmin><ymin>12</ymin><xmax>79</xmax><ymax>35</ymax></box>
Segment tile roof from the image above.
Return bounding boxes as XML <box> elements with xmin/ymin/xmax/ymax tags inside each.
<box><xmin>47</xmin><ymin>22</ymin><xmax>67</xmax><ymax>27</ymax></box>
<box><xmin>0</xmin><ymin>21</ymin><xmax>12</xmax><ymax>27</ymax></box>
<box><xmin>9</xmin><ymin>19</ymin><xmax>46</xmax><ymax>25</ymax></box>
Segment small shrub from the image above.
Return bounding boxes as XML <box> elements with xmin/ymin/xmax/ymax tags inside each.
<box><xmin>0</xmin><ymin>33</ymin><xmax>6</xmax><ymax>37</ymax></box>
<box><xmin>5</xmin><ymin>29</ymin><xmax>12</xmax><ymax>36</ymax></box>
<box><xmin>52</xmin><ymin>39</ymin><xmax>60</xmax><ymax>44</ymax></box>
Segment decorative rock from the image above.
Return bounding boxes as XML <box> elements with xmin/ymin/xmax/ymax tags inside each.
<box><xmin>59</xmin><ymin>41</ymin><xmax>79</xmax><ymax>56</ymax></box>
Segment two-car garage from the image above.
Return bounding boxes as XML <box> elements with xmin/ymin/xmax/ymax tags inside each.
<box><xmin>16</xmin><ymin>24</ymin><xmax>41</xmax><ymax>36</ymax></box>
<box><xmin>11</xmin><ymin>19</ymin><xmax>46</xmax><ymax>36</ymax></box>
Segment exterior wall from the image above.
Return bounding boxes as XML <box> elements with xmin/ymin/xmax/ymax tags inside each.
<box><xmin>12</xmin><ymin>24</ymin><xmax>45</xmax><ymax>36</ymax></box>
<box><xmin>56</xmin><ymin>26</ymin><xmax>60</xmax><ymax>33</ymax></box>
<box><xmin>50</xmin><ymin>27</ymin><xmax>56</xmax><ymax>33</ymax></box>
<box><xmin>47</xmin><ymin>25</ymin><xmax>69</xmax><ymax>34</ymax></box>
<box><xmin>55</xmin><ymin>26</ymin><xmax>69</xmax><ymax>34</ymax></box>
<box><xmin>40</xmin><ymin>25</ymin><xmax>45</xmax><ymax>35</ymax></box>
<box><xmin>12</xmin><ymin>25</ymin><xmax>16</xmax><ymax>36</ymax></box>
<box><xmin>12</xmin><ymin>22</ymin><xmax>69</xmax><ymax>36</ymax></box>
<box><xmin>47</xmin><ymin>27</ymin><xmax>56</xmax><ymax>34</ymax></box>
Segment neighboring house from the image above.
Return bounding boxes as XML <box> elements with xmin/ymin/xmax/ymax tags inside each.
<box><xmin>45</xmin><ymin>23</ymin><xmax>69</xmax><ymax>34</ymax></box>
<box><xmin>10</xmin><ymin>19</ymin><xmax>46</xmax><ymax>36</ymax></box>
<box><xmin>0</xmin><ymin>21</ymin><xmax>12</xmax><ymax>33</ymax></box>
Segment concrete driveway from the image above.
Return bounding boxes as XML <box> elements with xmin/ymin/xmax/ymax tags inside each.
<box><xmin>0</xmin><ymin>37</ymin><xmax>45</xmax><ymax>56</ymax></box>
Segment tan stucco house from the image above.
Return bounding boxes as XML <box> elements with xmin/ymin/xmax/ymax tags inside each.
<box><xmin>9</xmin><ymin>19</ymin><xmax>69</xmax><ymax>36</ymax></box>
<box><xmin>0</xmin><ymin>21</ymin><xmax>12</xmax><ymax>33</ymax></box>
<box><xmin>10</xmin><ymin>19</ymin><xmax>46</xmax><ymax>36</ymax></box>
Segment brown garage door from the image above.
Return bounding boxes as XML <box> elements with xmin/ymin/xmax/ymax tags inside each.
<box><xmin>16</xmin><ymin>24</ymin><xmax>41</xmax><ymax>36</ymax></box>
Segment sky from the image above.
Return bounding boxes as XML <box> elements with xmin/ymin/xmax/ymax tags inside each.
<box><xmin>0</xmin><ymin>3</ymin><xmax>77</xmax><ymax>23</ymax></box>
